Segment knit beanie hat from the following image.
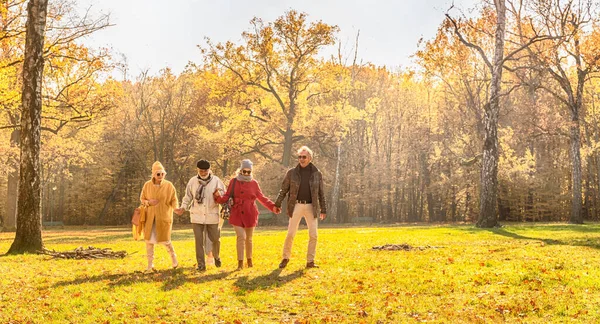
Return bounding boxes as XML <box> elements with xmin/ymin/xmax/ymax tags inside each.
<box><xmin>240</xmin><ymin>159</ymin><xmax>253</xmax><ymax>170</ymax></box>
<box><xmin>197</xmin><ymin>159</ymin><xmax>211</xmax><ymax>169</ymax></box>
<box><xmin>152</xmin><ymin>161</ymin><xmax>166</xmax><ymax>175</ymax></box>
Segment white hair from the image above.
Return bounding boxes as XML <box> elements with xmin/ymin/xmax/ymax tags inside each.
<box><xmin>297</xmin><ymin>146</ymin><xmax>313</xmax><ymax>158</ymax></box>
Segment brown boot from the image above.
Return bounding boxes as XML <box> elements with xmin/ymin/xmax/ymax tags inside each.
<box><xmin>247</xmin><ymin>258</ymin><xmax>253</xmax><ymax>268</ymax></box>
<box><xmin>279</xmin><ymin>258</ymin><xmax>289</xmax><ymax>269</ymax></box>
<box><xmin>306</xmin><ymin>261</ymin><xmax>318</xmax><ymax>268</ymax></box>
<box><xmin>237</xmin><ymin>260</ymin><xmax>244</xmax><ymax>270</ymax></box>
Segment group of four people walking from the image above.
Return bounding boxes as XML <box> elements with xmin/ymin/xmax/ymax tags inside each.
<box><xmin>138</xmin><ymin>146</ymin><xmax>327</xmax><ymax>272</ymax></box>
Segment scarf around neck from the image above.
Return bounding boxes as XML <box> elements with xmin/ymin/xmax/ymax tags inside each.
<box><xmin>195</xmin><ymin>173</ymin><xmax>213</xmax><ymax>204</ymax></box>
<box><xmin>236</xmin><ymin>174</ymin><xmax>253</xmax><ymax>182</ymax></box>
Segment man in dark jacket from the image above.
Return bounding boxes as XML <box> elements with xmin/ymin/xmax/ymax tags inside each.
<box><xmin>275</xmin><ymin>146</ymin><xmax>326</xmax><ymax>269</ymax></box>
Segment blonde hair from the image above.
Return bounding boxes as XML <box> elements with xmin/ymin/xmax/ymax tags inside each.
<box><xmin>297</xmin><ymin>146</ymin><xmax>313</xmax><ymax>158</ymax></box>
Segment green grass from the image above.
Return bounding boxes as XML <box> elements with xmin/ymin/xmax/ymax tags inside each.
<box><xmin>1</xmin><ymin>223</ymin><xmax>600</xmax><ymax>323</ymax></box>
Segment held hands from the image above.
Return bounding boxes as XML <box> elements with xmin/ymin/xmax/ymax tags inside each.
<box><xmin>273</xmin><ymin>207</ymin><xmax>282</xmax><ymax>214</ymax></box>
<box><xmin>174</xmin><ymin>207</ymin><xmax>184</xmax><ymax>216</ymax></box>
<box><xmin>212</xmin><ymin>188</ymin><xmax>221</xmax><ymax>200</ymax></box>
<box><xmin>319</xmin><ymin>213</ymin><xmax>326</xmax><ymax>220</ymax></box>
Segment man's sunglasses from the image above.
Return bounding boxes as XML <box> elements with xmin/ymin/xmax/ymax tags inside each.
<box><xmin>155</xmin><ymin>172</ymin><xmax>165</xmax><ymax>177</ymax></box>
<box><xmin>298</xmin><ymin>155</ymin><xmax>308</xmax><ymax>159</ymax></box>
<box><xmin>241</xmin><ymin>170</ymin><xmax>252</xmax><ymax>175</ymax></box>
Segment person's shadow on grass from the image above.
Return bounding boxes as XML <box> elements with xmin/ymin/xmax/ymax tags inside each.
<box><xmin>233</xmin><ymin>268</ymin><xmax>304</xmax><ymax>294</ymax></box>
<box><xmin>47</xmin><ymin>267</ymin><xmax>234</xmax><ymax>292</ymax></box>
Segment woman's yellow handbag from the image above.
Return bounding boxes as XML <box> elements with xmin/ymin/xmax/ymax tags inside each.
<box><xmin>131</xmin><ymin>206</ymin><xmax>146</xmax><ymax>240</ymax></box>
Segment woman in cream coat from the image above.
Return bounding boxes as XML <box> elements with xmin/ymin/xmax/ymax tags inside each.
<box><xmin>140</xmin><ymin>161</ymin><xmax>179</xmax><ymax>272</ymax></box>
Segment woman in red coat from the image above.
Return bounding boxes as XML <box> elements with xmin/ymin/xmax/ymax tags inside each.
<box><xmin>214</xmin><ymin>159</ymin><xmax>278</xmax><ymax>270</ymax></box>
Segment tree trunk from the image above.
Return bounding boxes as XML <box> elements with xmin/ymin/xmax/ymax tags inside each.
<box><xmin>420</xmin><ymin>152</ymin><xmax>436</xmax><ymax>222</ymax></box>
<box><xmin>8</xmin><ymin>0</ymin><xmax>48</xmax><ymax>254</ymax></box>
<box><xmin>98</xmin><ymin>180</ymin><xmax>120</xmax><ymax>225</ymax></box>
<box><xmin>329</xmin><ymin>143</ymin><xmax>342</xmax><ymax>222</ymax></box>
<box><xmin>593</xmin><ymin>97</ymin><xmax>600</xmax><ymax>221</ymax></box>
<box><xmin>282</xmin><ymin>127</ymin><xmax>294</xmax><ymax>167</ymax></box>
<box><xmin>593</xmin><ymin>138</ymin><xmax>600</xmax><ymax>221</ymax></box>
<box><xmin>464</xmin><ymin>186</ymin><xmax>471</xmax><ymax>222</ymax></box>
<box><xmin>497</xmin><ymin>184</ymin><xmax>510</xmax><ymax>221</ymax></box>
<box><xmin>569</xmin><ymin>113</ymin><xmax>583</xmax><ymax>224</ymax></box>
<box><xmin>220</xmin><ymin>159</ymin><xmax>229</xmax><ymax>179</ymax></box>
<box><xmin>477</xmin><ymin>0</ymin><xmax>505</xmax><ymax>228</ymax></box>
<box><xmin>58</xmin><ymin>175</ymin><xmax>65</xmax><ymax>223</ymax></box>
<box><xmin>583</xmin><ymin>122</ymin><xmax>595</xmax><ymax>221</ymax></box>
<box><xmin>450</xmin><ymin>188</ymin><xmax>457</xmax><ymax>222</ymax></box>
<box><xmin>277</xmin><ymin>125</ymin><xmax>294</xmax><ymax>224</ymax></box>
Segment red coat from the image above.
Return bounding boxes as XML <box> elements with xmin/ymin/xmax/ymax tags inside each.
<box><xmin>216</xmin><ymin>178</ymin><xmax>276</xmax><ymax>228</ymax></box>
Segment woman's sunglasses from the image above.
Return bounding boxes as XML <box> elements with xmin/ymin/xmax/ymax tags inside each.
<box><xmin>241</xmin><ymin>170</ymin><xmax>252</xmax><ymax>175</ymax></box>
<box><xmin>155</xmin><ymin>172</ymin><xmax>165</xmax><ymax>177</ymax></box>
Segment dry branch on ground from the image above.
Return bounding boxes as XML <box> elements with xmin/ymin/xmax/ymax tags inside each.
<box><xmin>371</xmin><ymin>244</ymin><xmax>440</xmax><ymax>251</ymax></box>
<box><xmin>39</xmin><ymin>246</ymin><xmax>128</xmax><ymax>259</ymax></box>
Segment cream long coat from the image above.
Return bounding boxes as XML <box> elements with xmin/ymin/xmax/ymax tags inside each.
<box><xmin>140</xmin><ymin>179</ymin><xmax>178</xmax><ymax>242</ymax></box>
<box><xmin>180</xmin><ymin>175</ymin><xmax>225</xmax><ymax>224</ymax></box>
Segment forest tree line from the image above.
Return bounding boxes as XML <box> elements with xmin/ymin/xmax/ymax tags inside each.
<box><xmin>1</xmin><ymin>0</ymin><xmax>600</xmax><ymax>228</ymax></box>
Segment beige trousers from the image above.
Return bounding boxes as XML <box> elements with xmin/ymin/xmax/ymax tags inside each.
<box><xmin>233</xmin><ymin>225</ymin><xmax>254</xmax><ymax>261</ymax></box>
<box><xmin>146</xmin><ymin>241</ymin><xmax>177</xmax><ymax>269</ymax></box>
<box><xmin>282</xmin><ymin>203</ymin><xmax>318</xmax><ymax>262</ymax></box>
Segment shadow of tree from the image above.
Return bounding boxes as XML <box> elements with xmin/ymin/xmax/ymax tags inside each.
<box><xmin>517</xmin><ymin>224</ymin><xmax>600</xmax><ymax>233</ymax></box>
<box><xmin>46</xmin><ymin>268</ymin><xmax>234</xmax><ymax>292</ymax></box>
<box><xmin>466</xmin><ymin>222</ymin><xmax>600</xmax><ymax>233</ymax></box>
<box><xmin>40</xmin><ymin>230</ymin><xmax>236</xmax><ymax>244</ymax></box>
<box><xmin>42</xmin><ymin>234</ymin><xmax>132</xmax><ymax>244</ymax></box>
<box><xmin>486</xmin><ymin>228</ymin><xmax>600</xmax><ymax>250</ymax></box>
<box><xmin>461</xmin><ymin>223</ymin><xmax>600</xmax><ymax>234</ymax></box>
<box><xmin>233</xmin><ymin>268</ymin><xmax>304</xmax><ymax>294</ymax></box>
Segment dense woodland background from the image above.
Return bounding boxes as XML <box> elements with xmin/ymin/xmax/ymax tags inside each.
<box><xmin>1</xmin><ymin>0</ymin><xmax>600</xmax><ymax>229</ymax></box>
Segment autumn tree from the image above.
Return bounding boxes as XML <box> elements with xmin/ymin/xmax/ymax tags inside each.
<box><xmin>416</xmin><ymin>11</ymin><xmax>494</xmax><ymax>224</ymax></box>
<box><xmin>202</xmin><ymin>10</ymin><xmax>338</xmax><ymax>167</ymax></box>
<box><xmin>1</xmin><ymin>0</ymin><xmax>111</xmax><ymax>231</ymax></box>
<box><xmin>444</xmin><ymin>1</ymin><xmax>509</xmax><ymax>228</ymax></box>
<box><xmin>186</xmin><ymin>66</ymin><xmax>272</xmax><ymax>177</ymax></box>
<box><xmin>7</xmin><ymin>0</ymin><xmax>48</xmax><ymax>254</ymax></box>
<box><xmin>512</xmin><ymin>0</ymin><xmax>600</xmax><ymax>223</ymax></box>
<box><xmin>1</xmin><ymin>0</ymin><xmax>27</xmax><ymax>230</ymax></box>
<box><xmin>445</xmin><ymin>0</ymin><xmax>557</xmax><ymax>227</ymax></box>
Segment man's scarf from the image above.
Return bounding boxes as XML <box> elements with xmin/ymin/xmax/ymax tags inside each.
<box><xmin>195</xmin><ymin>173</ymin><xmax>213</xmax><ymax>204</ymax></box>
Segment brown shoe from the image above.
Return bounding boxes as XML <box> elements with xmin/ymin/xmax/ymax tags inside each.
<box><xmin>306</xmin><ymin>261</ymin><xmax>318</xmax><ymax>268</ymax></box>
<box><xmin>247</xmin><ymin>258</ymin><xmax>253</xmax><ymax>268</ymax></box>
<box><xmin>278</xmin><ymin>258</ymin><xmax>289</xmax><ymax>269</ymax></box>
<box><xmin>237</xmin><ymin>260</ymin><xmax>244</xmax><ymax>270</ymax></box>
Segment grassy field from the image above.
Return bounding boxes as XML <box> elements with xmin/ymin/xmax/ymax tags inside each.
<box><xmin>1</xmin><ymin>223</ymin><xmax>600</xmax><ymax>323</ymax></box>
